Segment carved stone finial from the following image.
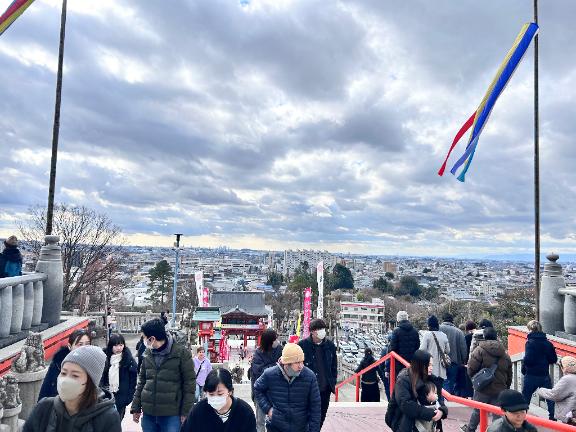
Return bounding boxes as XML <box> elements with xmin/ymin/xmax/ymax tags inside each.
<box><xmin>11</xmin><ymin>332</ymin><xmax>46</xmax><ymax>373</ymax></box>
<box><xmin>547</xmin><ymin>252</ymin><xmax>560</xmax><ymax>263</ymax></box>
<box><xmin>3</xmin><ymin>374</ymin><xmax>21</xmax><ymax>409</ymax></box>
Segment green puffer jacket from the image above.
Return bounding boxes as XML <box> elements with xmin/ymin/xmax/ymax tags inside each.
<box><xmin>131</xmin><ymin>338</ymin><xmax>196</xmax><ymax>416</ymax></box>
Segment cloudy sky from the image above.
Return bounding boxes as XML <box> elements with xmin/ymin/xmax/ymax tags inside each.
<box><xmin>1</xmin><ymin>0</ymin><xmax>575</xmax><ymax>257</ymax></box>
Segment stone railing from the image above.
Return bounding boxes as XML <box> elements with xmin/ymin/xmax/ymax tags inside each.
<box><xmin>510</xmin><ymin>352</ymin><xmax>564</xmax><ymax>409</ymax></box>
<box><xmin>0</xmin><ymin>235</ymin><xmax>63</xmax><ymax>341</ymax></box>
<box><xmin>0</xmin><ymin>273</ymin><xmax>46</xmax><ymax>338</ymax></box>
<box><xmin>64</xmin><ymin>311</ymin><xmax>186</xmax><ymax>333</ymax></box>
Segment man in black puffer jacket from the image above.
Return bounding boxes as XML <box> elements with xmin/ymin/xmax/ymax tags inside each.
<box><xmin>254</xmin><ymin>343</ymin><xmax>321</xmax><ymax>432</ymax></box>
<box><xmin>387</xmin><ymin>311</ymin><xmax>420</xmax><ymax>377</ymax></box>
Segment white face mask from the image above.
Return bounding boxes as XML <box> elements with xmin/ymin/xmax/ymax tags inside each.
<box><xmin>207</xmin><ymin>394</ymin><xmax>228</xmax><ymax>411</ymax></box>
<box><xmin>57</xmin><ymin>376</ymin><xmax>86</xmax><ymax>401</ymax></box>
<box><xmin>316</xmin><ymin>329</ymin><xmax>326</xmax><ymax>340</ymax></box>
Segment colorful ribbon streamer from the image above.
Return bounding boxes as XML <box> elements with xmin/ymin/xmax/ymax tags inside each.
<box><xmin>0</xmin><ymin>0</ymin><xmax>36</xmax><ymax>36</ymax></box>
<box><xmin>439</xmin><ymin>22</ymin><xmax>539</xmax><ymax>182</ymax></box>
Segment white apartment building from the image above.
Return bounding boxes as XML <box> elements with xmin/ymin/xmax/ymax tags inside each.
<box><xmin>283</xmin><ymin>250</ymin><xmax>338</xmax><ymax>276</ymax></box>
<box><xmin>339</xmin><ymin>300</ymin><xmax>386</xmax><ymax>331</ymax></box>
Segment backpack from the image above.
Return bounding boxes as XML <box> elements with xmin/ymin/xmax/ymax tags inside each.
<box><xmin>3</xmin><ymin>260</ymin><xmax>21</xmax><ymax>277</ymax></box>
<box><xmin>472</xmin><ymin>349</ymin><xmax>499</xmax><ymax>392</ymax></box>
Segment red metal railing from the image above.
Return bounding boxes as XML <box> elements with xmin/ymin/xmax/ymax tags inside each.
<box><xmin>335</xmin><ymin>351</ymin><xmax>576</xmax><ymax>432</ymax></box>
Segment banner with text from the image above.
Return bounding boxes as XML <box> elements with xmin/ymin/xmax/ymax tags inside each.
<box><xmin>316</xmin><ymin>261</ymin><xmax>324</xmax><ymax>319</ymax></box>
<box><xmin>194</xmin><ymin>271</ymin><xmax>203</xmax><ymax>306</ymax></box>
<box><xmin>302</xmin><ymin>287</ymin><xmax>312</xmax><ymax>339</ymax></box>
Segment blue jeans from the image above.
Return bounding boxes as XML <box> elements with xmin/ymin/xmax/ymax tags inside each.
<box><xmin>522</xmin><ymin>374</ymin><xmax>555</xmax><ymax>419</ymax></box>
<box><xmin>141</xmin><ymin>414</ymin><xmax>181</xmax><ymax>432</ymax></box>
<box><xmin>443</xmin><ymin>363</ymin><xmax>459</xmax><ymax>395</ymax></box>
<box><xmin>195</xmin><ymin>383</ymin><xmax>203</xmax><ymax>401</ymax></box>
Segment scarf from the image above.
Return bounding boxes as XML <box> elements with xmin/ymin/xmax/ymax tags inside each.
<box><xmin>109</xmin><ymin>353</ymin><xmax>122</xmax><ymax>393</ymax></box>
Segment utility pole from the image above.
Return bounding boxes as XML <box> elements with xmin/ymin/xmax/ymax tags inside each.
<box><xmin>533</xmin><ymin>0</ymin><xmax>541</xmax><ymax>320</ymax></box>
<box><xmin>171</xmin><ymin>234</ymin><xmax>182</xmax><ymax>328</ymax></box>
<box><xmin>45</xmin><ymin>0</ymin><xmax>67</xmax><ymax>235</ymax></box>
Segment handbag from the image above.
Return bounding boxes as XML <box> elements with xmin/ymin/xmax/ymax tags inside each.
<box><xmin>431</xmin><ymin>331</ymin><xmax>452</xmax><ymax>368</ymax></box>
<box><xmin>471</xmin><ymin>349</ymin><xmax>499</xmax><ymax>392</ymax></box>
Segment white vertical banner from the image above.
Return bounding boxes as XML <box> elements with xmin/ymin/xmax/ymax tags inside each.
<box><xmin>316</xmin><ymin>261</ymin><xmax>324</xmax><ymax>319</ymax></box>
<box><xmin>194</xmin><ymin>271</ymin><xmax>204</xmax><ymax>306</ymax></box>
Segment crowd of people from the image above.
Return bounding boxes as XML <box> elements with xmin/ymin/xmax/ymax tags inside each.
<box><xmin>2</xmin><ymin>276</ymin><xmax>574</xmax><ymax>432</ymax></box>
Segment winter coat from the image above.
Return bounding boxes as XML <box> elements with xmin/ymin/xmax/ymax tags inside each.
<box><xmin>38</xmin><ymin>346</ymin><xmax>71</xmax><ymax>401</ymax></box>
<box><xmin>299</xmin><ymin>336</ymin><xmax>338</xmax><ymax>393</ymax></box>
<box><xmin>355</xmin><ymin>354</ymin><xmax>381</xmax><ymax>383</ymax></box>
<box><xmin>182</xmin><ymin>397</ymin><xmax>256</xmax><ymax>432</ymax></box>
<box><xmin>486</xmin><ymin>417</ymin><xmax>537</xmax><ymax>432</ymax></box>
<box><xmin>390</xmin><ymin>368</ymin><xmax>448</xmax><ymax>432</ymax></box>
<box><xmin>522</xmin><ymin>331</ymin><xmax>557</xmax><ymax>377</ymax></box>
<box><xmin>467</xmin><ymin>340</ymin><xmax>512</xmax><ymax>396</ymax></box>
<box><xmin>0</xmin><ymin>244</ymin><xmax>22</xmax><ymax>277</ymax></box>
<box><xmin>439</xmin><ymin>322</ymin><xmax>468</xmax><ymax>365</ymax></box>
<box><xmin>388</xmin><ymin>321</ymin><xmax>420</xmax><ymax>368</ymax></box>
<box><xmin>131</xmin><ymin>336</ymin><xmax>196</xmax><ymax>417</ymax></box>
<box><xmin>100</xmin><ymin>348</ymin><xmax>138</xmax><ymax>409</ymax></box>
<box><xmin>250</xmin><ymin>345</ymin><xmax>283</xmax><ymax>396</ymax></box>
<box><xmin>419</xmin><ymin>330</ymin><xmax>450</xmax><ymax>379</ymax></box>
<box><xmin>23</xmin><ymin>390</ymin><xmax>121</xmax><ymax>432</ymax></box>
<box><xmin>536</xmin><ymin>373</ymin><xmax>576</xmax><ymax>422</ymax></box>
<box><xmin>254</xmin><ymin>364</ymin><xmax>321</xmax><ymax>432</ymax></box>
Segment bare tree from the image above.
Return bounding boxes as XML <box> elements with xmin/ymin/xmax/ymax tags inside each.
<box><xmin>19</xmin><ymin>203</ymin><xmax>123</xmax><ymax>310</ymax></box>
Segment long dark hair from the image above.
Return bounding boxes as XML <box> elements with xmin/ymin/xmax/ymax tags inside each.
<box><xmin>260</xmin><ymin>328</ymin><xmax>277</xmax><ymax>352</ymax></box>
<box><xmin>105</xmin><ymin>333</ymin><xmax>127</xmax><ymax>359</ymax></box>
<box><xmin>77</xmin><ymin>377</ymin><xmax>98</xmax><ymax>411</ymax></box>
<box><xmin>409</xmin><ymin>350</ymin><xmax>431</xmax><ymax>397</ymax></box>
<box><xmin>204</xmin><ymin>368</ymin><xmax>234</xmax><ymax>395</ymax></box>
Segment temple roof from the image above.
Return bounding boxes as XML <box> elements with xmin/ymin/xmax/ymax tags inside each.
<box><xmin>211</xmin><ymin>291</ymin><xmax>269</xmax><ymax>317</ymax></box>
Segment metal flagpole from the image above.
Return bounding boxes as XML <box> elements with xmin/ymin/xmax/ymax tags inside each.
<box><xmin>171</xmin><ymin>234</ymin><xmax>182</xmax><ymax>327</ymax></box>
<box><xmin>46</xmin><ymin>0</ymin><xmax>67</xmax><ymax>235</ymax></box>
<box><xmin>533</xmin><ymin>0</ymin><xmax>541</xmax><ymax>320</ymax></box>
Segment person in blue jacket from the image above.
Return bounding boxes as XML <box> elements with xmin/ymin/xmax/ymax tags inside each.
<box><xmin>521</xmin><ymin>320</ymin><xmax>557</xmax><ymax>420</ymax></box>
<box><xmin>0</xmin><ymin>236</ymin><xmax>22</xmax><ymax>277</ymax></box>
<box><xmin>38</xmin><ymin>329</ymin><xmax>92</xmax><ymax>400</ymax></box>
<box><xmin>254</xmin><ymin>343</ymin><xmax>321</xmax><ymax>432</ymax></box>
<box><xmin>100</xmin><ymin>333</ymin><xmax>138</xmax><ymax>419</ymax></box>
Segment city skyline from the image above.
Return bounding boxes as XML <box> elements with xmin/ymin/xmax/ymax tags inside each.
<box><xmin>2</xmin><ymin>0</ymin><xmax>576</xmax><ymax>256</ymax></box>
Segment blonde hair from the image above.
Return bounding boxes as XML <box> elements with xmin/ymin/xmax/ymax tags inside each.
<box><xmin>527</xmin><ymin>320</ymin><xmax>542</xmax><ymax>333</ymax></box>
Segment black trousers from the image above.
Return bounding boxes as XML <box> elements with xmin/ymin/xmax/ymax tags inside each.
<box><xmin>320</xmin><ymin>389</ymin><xmax>331</xmax><ymax>428</ymax></box>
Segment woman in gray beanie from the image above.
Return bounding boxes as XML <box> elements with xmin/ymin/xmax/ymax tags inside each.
<box><xmin>23</xmin><ymin>345</ymin><xmax>122</xmax><ymax>432</ymax></box>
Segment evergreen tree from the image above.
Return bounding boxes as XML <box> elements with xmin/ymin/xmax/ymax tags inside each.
<box><xmin>147</xmin><ymin>260</ymin><xmax>173</xmax><ymax>308</ymax></box>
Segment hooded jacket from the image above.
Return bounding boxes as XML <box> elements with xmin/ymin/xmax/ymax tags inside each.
<box><xmin>468</xmin><ymin>340</ymin><xmax>512</xmax><ymax>396</ymax></box>
<box><xmin>522</xmin><ymin>331</ymin><xmax>557</xmax><ymax>376</ymax></box>
<box><xmin>486</xmin><ymin>417</ymin><xmax>537</xmax><ymax>432</ymax></box>
<box><xmin>439</xmin><ymin>322</ymin><xmax>468</xmax><ymax>365</ymax></box>
<box><xmin>0</xmin><ymin>243</ymin><xmax>22</xmax><ymax>277</ymax></box>
<box><xmin>38</xmin><ymin>346</ymin><xmax>71</xmax><ymax>401</ymax></box>
<box><xmin>388</xmin><ymin>321</ymin><xmax>420</xmax><ymax>367</ymax></box>
<box><xmin>23</xmin><ymin>391</ymin><xmax>122</xmax><ymax>432</ymax></box>
<box><xmin>250</xmin><ymin>344</ymin><xmax>283</xmax><ymax>396</ymax></box>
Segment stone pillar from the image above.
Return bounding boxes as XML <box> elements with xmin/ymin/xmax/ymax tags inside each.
<box><xmin>12</xmin><ymin>369</ymin><xmax>47</xmax><ymax>420</ymax></box>
<box><xmin>21</xmin><ymin>282</ymin><xmax>34</xmax><ymax>330</ymax></box>
<box><xmin>31</xmin><ymin>281</ymin><xmax>43</xmax><ymax>326</ymax></box>
<box><xmin>564</xmin><ymin>294</ymin><xmax>576</xmax><ymax>335</ymax></box>
<box><xmin>540</xmin><ymin>253</ymin><xmax>565</xmax><ymax>335</ymax></box>
<box><xmin>10</xmin><ymin>284</ymin><xmax>24</xmax><ymax>334</ymax></box>
<box><xmin>0</xmin><ymin>405</ymin><xmax>21</xmax><ymax>432</ymax></box>
<box><xmin>0</xmin><ymin>286</ymin><xmax>13</xmax><ymax>338</ymax></box>
<box><xmin>35</xmin><ymin>235</ymin><xmax>63</xmax><ymax>326</ymax></box>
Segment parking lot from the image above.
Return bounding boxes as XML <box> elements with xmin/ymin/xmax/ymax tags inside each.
<box><xmin>338</xmin><ymin>328</ymin><xmax>390</xmax><ymax>369</ymax></box>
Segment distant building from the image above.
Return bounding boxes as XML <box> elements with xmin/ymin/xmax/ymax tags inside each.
<box><xmin>283</xmin><ymin>249</ymin><xmax>338</xmax><ymax>276</ymax></box>
<box><xmin>383</xmin><ymin>261</ymin><xmax>398</xmax><ymax>275</ymax></box>
<box><xmin>339</xmin><ymin>300</ymin><xmax>386</xmax><ymax>331</ymax></box>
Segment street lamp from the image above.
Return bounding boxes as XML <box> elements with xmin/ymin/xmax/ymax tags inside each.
<box><xmin>171</xmin><ymin>234</ymin><xmax>182</xmax><ymax>328</ymax></box>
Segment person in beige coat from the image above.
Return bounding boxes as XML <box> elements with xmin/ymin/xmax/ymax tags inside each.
<box><xmin>537</xmin><ymin>356</ymin><xmax>576</xmax><ymax>423</ymax></box>
<box><xmin>420</xmin><ymin>315</ymin><xmax>450</xmax><ymax>383</ymax></box>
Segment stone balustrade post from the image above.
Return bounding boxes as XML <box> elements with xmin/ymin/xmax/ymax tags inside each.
<box><xmin>31</xmin><ymin>281</ymin><xmax>43</xmax><ymax>326</ymax></box>
<box><xmin>0</xmin><ymin>286</ymin><xmax>12</xmax><ymax>338</ymax></box>
<box><xmin>9</xmin><ymin>284</ymin><xmax>24</xmax><ymax>334</ymax></box>
<box><xmin>21</xmin><ymin>282</ymin><xmax>34</xmax><ymax>330</ymax></box>
<box><xmin>540</xmin><ymin>253</ymin><xmax>565</xmax><ymax>335</ymax></box>
<box><xmin>35</xmin><ymin>235</ymin><xmax>63</xmax><ymax>326</ymax></box>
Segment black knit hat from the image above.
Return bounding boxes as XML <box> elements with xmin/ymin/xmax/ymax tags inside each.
<box><xmin>497</xmin><ymin>390</ymin><xmax>529</xmax><ymax>412</ymax></box>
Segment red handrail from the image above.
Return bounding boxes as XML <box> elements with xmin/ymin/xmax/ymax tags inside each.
<box><xmin>335</xmin><ymin>351</ymin><xmax>576</xmax><ymax>432</ymax></box>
